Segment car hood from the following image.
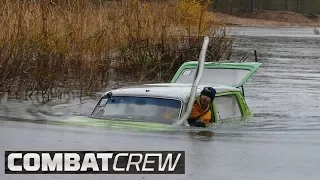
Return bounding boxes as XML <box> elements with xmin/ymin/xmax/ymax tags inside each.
<box><xmin>62</xmin><ymin>116</ymin><xmax>176</xmax><ymax>132</ymax></box>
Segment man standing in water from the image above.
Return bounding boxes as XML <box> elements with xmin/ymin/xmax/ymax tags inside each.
<box><xmin>188</xmin><ymin>86</ymin><xmax>216</xmax><ymax>128</ymax></box>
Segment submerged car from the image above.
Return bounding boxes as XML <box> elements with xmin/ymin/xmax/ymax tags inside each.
<box><xmin>65</xmin><ymin>37</ymin><xmax>261</xmax><ymax>130</ymax></box>
<box><xmin>89</xmin><ymin>60</ymin><xmax>260</xmax><ymax>124</ymax></box>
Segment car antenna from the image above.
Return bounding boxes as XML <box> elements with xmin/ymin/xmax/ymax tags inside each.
<box><xmin>254</xmin><ymin>50</ymin><xmax>258</xmax><ymax>62</ymax></box>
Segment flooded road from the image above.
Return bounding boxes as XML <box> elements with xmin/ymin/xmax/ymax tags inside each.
<box><xmin>1</xmin><ymin>27</ymin><xmax>320</xmax><ymax>180</ymax></box>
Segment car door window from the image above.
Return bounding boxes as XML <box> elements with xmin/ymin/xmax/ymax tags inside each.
<box><xmin>214</xmin><ymin>94</ymin><xmax>242</xmax><ymax>120</ymax></box>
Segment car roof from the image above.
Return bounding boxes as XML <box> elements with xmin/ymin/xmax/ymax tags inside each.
<box><xmin>103</xmin><ymin>83</ymin><xmax>240</xmax><ymax>102</ymax></box>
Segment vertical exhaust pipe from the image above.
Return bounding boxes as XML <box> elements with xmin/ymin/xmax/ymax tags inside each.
<box><xmin>174</xmin><ymin>36</ymin><xmax>209</xmax><ymax>126</ymax></box>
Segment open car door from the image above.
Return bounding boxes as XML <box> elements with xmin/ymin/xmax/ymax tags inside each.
<box><xmin>171</xmin><ymin>62</ymin><xmax>262</xmax><ymax>88</ymax></box>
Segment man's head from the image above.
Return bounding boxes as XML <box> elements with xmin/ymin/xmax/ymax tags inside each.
<box><xmin>199</xmin><ymin>86</ymin><xmax>216</xmax><ymax>107</ymax></box>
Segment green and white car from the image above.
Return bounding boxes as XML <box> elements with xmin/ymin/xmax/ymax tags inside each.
<box><xmin>64</xmin><ymin>61</ymin><xmax>261</xmax><ymax>131</ymax></box>
<box><xmin>65</xmin><ymin>37</ymin><xmax>262</xmax><ymax>130</ymax></box>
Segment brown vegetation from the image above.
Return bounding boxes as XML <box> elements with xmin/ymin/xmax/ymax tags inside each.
<box><xmin>0</xmin><ymin>0</ymin><xmax>234</xmax><ymax>101</ymax></box>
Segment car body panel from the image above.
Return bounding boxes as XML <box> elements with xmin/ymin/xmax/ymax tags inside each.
<box><xmin>63</xmin><ymin>116</ymin><xmax>175</xmax><ymax>131</ymax></box>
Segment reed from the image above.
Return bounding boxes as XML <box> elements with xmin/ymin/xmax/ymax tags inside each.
<box><xmin>0</xmin><ymin>0</ymin><xmax>234</xmax><ymax>101</ymax></box>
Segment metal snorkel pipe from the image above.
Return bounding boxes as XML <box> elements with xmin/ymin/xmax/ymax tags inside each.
<box><xmin>174</xmin><ymin>36</ymin><xmax>209</xmax><ymax>126</ymax></box>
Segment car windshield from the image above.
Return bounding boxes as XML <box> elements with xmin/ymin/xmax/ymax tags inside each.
<box><xmin>91</xmin><ymin>96</ymin><xmax>182</xmax><ymax>124</ymax></box>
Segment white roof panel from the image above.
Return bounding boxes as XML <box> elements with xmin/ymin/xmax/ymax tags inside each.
<box><xmin>102</xmin><ymin>83</ymin><xmax>240</xmax><ymax>102</ymax></box>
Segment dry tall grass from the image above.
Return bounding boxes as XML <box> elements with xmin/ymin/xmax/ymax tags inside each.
<box><xmin>0</xmin><ymin>0</ymin><xmax>234</xmax><ymax>101</ymax></box>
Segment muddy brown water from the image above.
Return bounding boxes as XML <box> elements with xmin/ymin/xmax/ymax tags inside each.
<box><xmin>1</xmin><ymin>27</ymin><xmax>320</xmax><ymax>180</ymax></box>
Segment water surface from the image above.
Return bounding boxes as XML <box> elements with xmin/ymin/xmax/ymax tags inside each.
<box><xmin>1</xmin><ymin>27</ymin><xmax>320</xmax><ymax>180</ymax></box>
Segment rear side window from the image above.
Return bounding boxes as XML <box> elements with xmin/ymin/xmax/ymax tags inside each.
<box><xmin>214</xmin><ymin>94</ymin><xmax>242</xmax><ymax>120</ymax></box>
